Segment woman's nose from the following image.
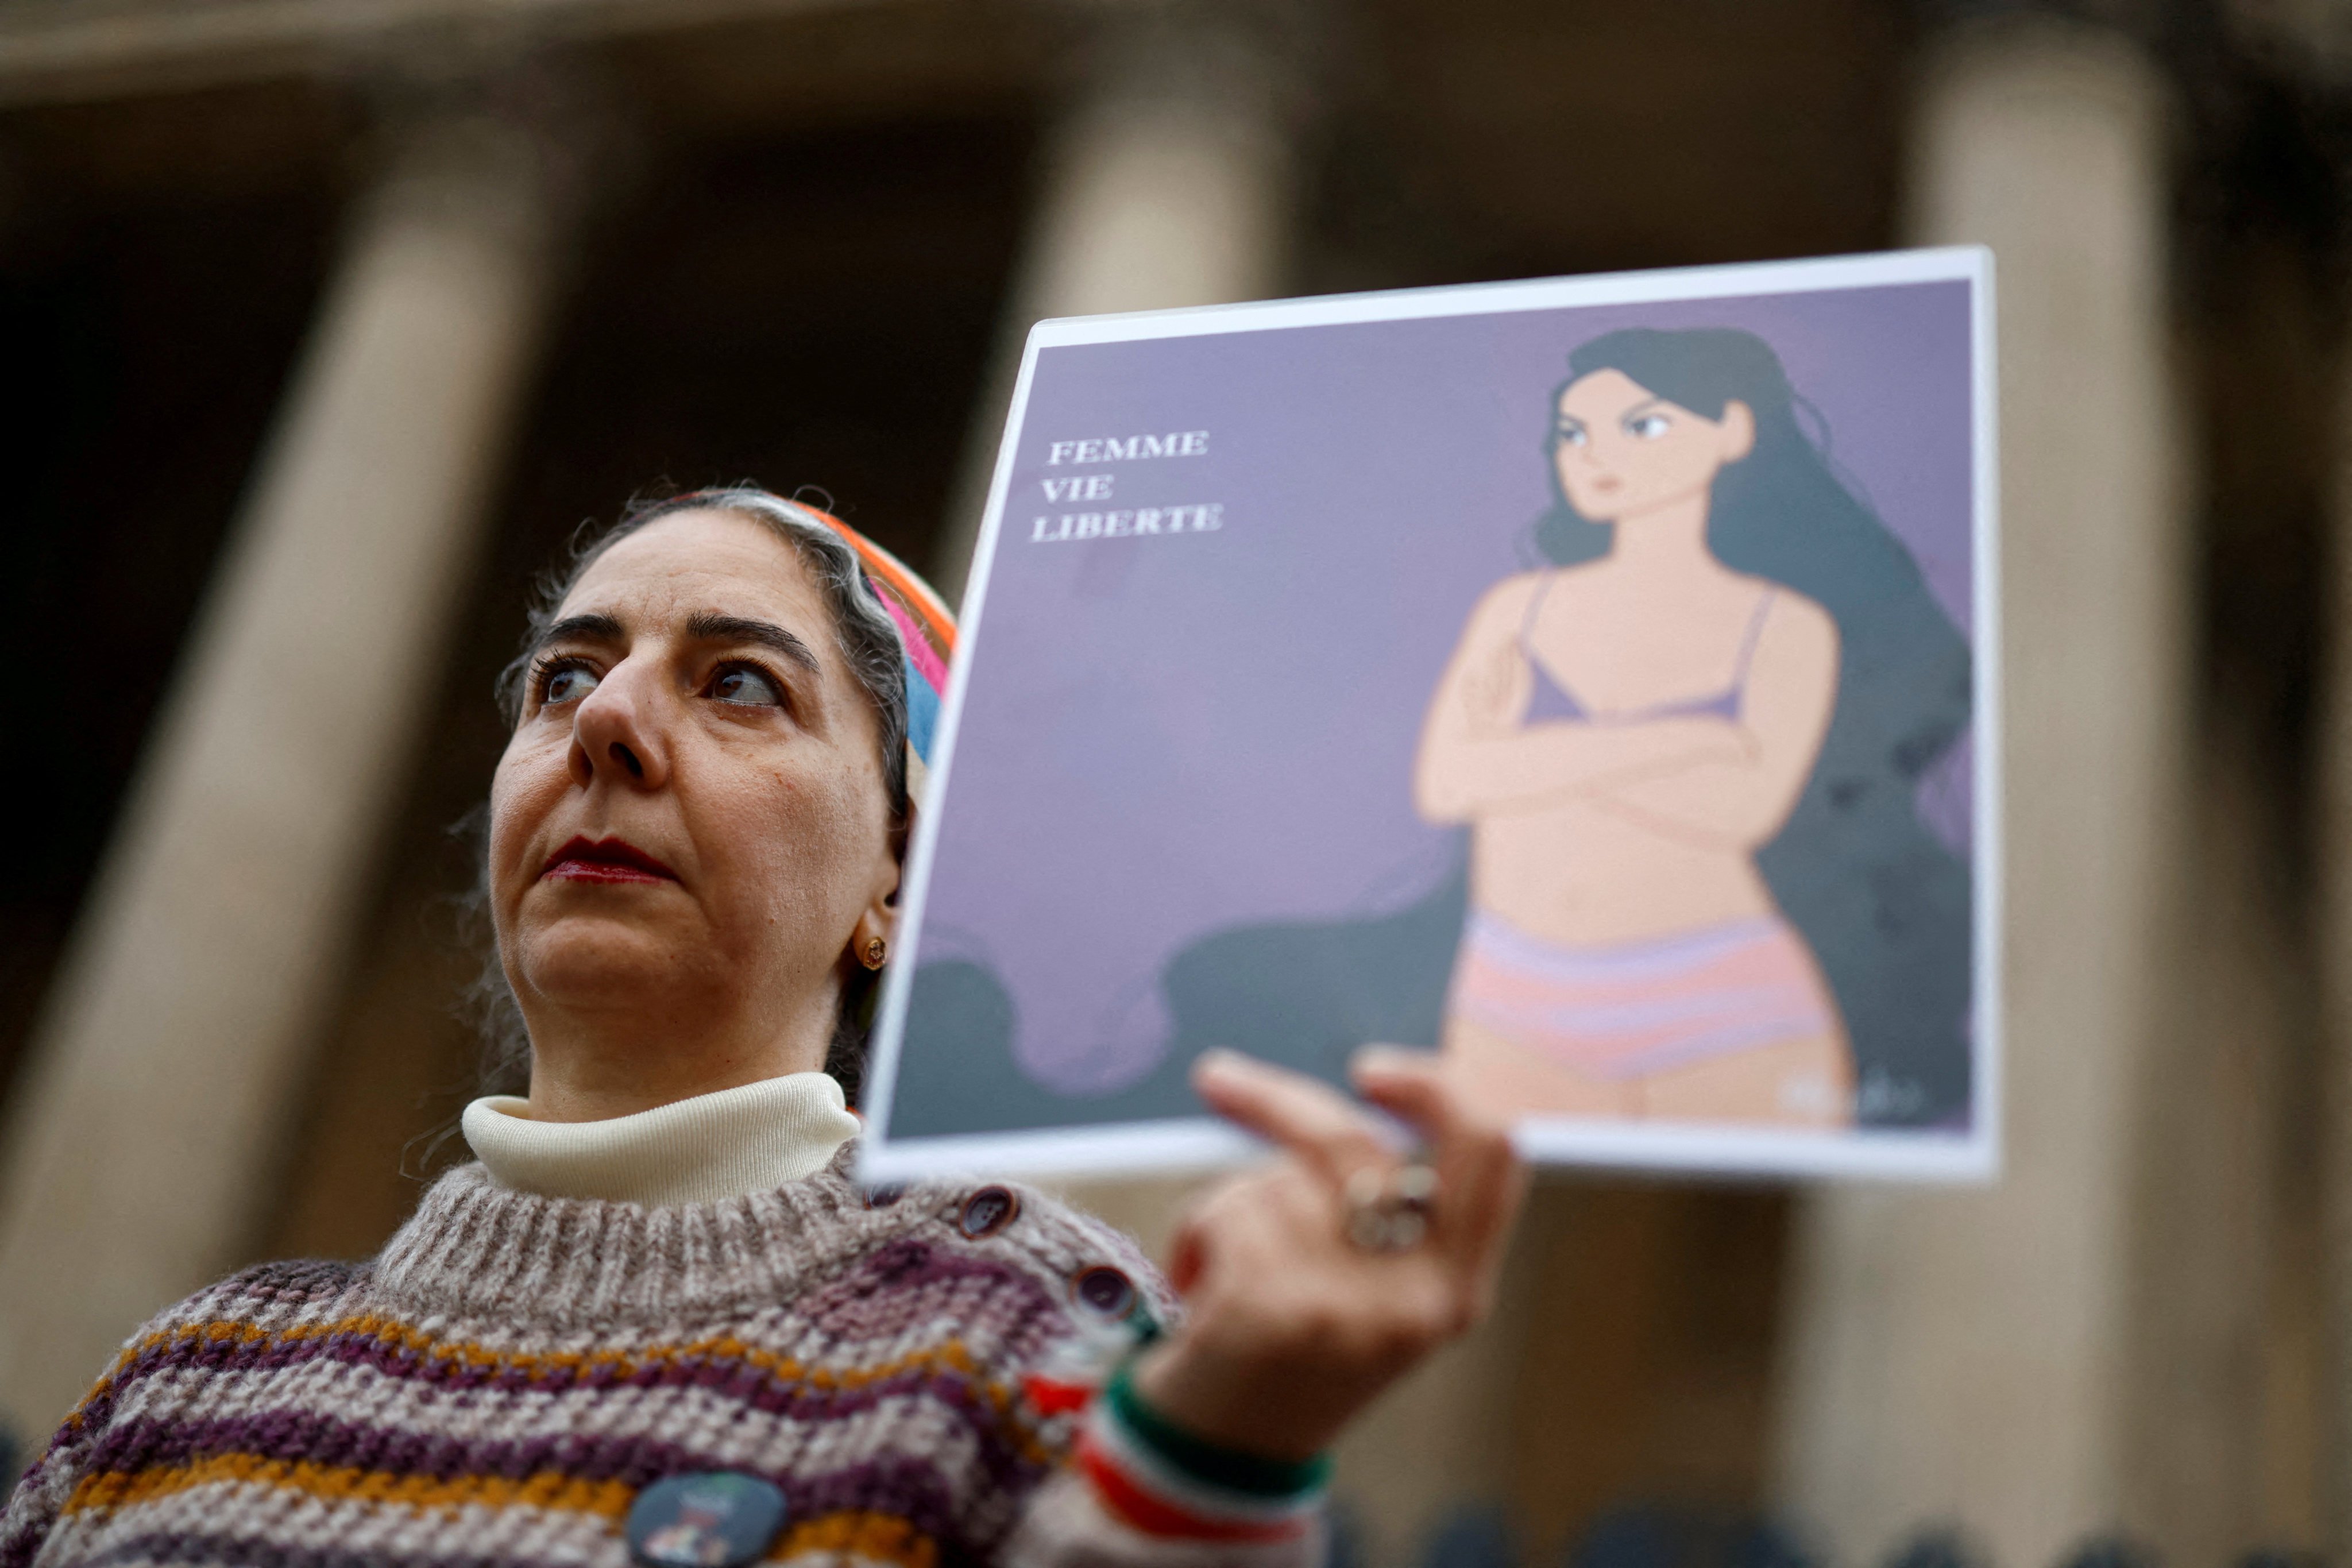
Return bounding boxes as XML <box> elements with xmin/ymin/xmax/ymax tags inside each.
<box><xmin>569</xmin><ymin>663</ymin><xmax>671</xmax><ymax>790</ymax></box>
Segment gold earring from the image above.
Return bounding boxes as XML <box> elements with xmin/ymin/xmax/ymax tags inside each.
<box><xmin>862</xmin><ymin>936</ymin><xmax>888</xmax><ymax>971</ymax></box>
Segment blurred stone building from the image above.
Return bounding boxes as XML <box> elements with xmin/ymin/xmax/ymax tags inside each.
<box><xmin>0</xmin><ymin>1</ymin><xmax>2346</xmax><ymax>1565</ymax></box>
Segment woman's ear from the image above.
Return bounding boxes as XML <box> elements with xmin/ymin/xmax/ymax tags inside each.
<box><xmin>859</xmin><ymin>832</ymin><xmax>902</xmax><ymax>948</ymax></box>
<box><xmin>1720</xmin><ymin>400</ymin><xmax>1756</xmax><ymax>463</ymax></box>
<box><xmin>849</xmin><ymin>901</ymin><xmax>896</xmax><ymax>974</ymax></box>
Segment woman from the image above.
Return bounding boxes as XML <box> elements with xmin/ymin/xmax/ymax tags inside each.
<box><xmin>1417</xmin><ymin>328</ymin><xmax>1971</xmax><ymax>1128</ymax></box>
<box><xmin>2</xmin><ymin>488</ymin><xmax>1525</xmax><ymax>1568</ymax></box>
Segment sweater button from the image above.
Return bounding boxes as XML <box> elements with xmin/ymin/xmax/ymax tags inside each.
<box><xmin>958</xmin><ymin>1185</ymin><xmax>1019</xmax><ymax>1239</ymax></box>
<box><xmin>1070</xmin><ymin>1265</ymin><xmax>1138</xmax><ymax>1322</ymax></box>
<box><xmin>626</xmin><ymin>1472</ymin><xmax>788</xmax><ymax>1568</ymax></box>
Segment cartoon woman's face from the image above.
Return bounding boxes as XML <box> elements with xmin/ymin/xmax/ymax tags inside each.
<box><xmin>1552</xmin><ymin>369</ymin><xmax>1755</xmax><ymax>523</ymax></box>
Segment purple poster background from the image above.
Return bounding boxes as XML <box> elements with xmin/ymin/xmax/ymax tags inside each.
<box><xmin>910</xmin><ymin>280</ymin><xmax>1973</xmax><ymax>1102</ymax></box>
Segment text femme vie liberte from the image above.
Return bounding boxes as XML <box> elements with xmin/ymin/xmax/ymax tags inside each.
<box><xmin>1031</xmin><ymin>430</ymin><xmax>1221</xmax><ymax>544</ymax></box>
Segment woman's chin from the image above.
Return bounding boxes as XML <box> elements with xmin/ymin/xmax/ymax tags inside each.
<box><xmin>515</xmin><ymin>918</ymin><xmax>708</xmax><ymax>1011</ymax></box>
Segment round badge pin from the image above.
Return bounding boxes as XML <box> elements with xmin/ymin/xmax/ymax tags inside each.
<box><xmin>626</xmin><ymin>1472</ymin><xmax>789</xmax><ymax>1568</ymax></box>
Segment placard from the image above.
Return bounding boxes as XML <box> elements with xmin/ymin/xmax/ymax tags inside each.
<box><xmin>864</xmin><ymin>248</ymin><xmax>1996</xmax><ymax>1183</ymax></box>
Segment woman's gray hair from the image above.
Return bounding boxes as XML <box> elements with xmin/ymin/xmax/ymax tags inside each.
<box><xmin>469</xmin><ymin>486</ymin><xmax>912</xmax><ymax>1106</ymax></box>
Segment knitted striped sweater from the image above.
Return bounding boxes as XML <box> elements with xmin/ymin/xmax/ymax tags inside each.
<box><xmin>0</xmin><ymin>1148</ymin><xmax>1319</xmax><ymax>1568</ymax></box>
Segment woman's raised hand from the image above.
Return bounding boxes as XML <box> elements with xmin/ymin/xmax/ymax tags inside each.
<box><xmin>1131</xmin><ymin>1047</ymin><xmax>1530</xmax><ymax>1462</ymax></box>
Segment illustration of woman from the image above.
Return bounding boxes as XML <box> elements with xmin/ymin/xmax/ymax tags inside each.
<box><xmin>1416</xmin><ymin>327</ymin><xmax>1971</xmax><ymax>1127</ymax></box>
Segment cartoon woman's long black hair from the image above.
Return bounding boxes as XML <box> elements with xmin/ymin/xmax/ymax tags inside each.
<box><xmin>1537</xmin><ymin>327</ymin><xmax>1975</xmax><ymax>1123</ymax></box>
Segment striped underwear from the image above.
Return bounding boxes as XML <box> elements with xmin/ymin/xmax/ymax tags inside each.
<box><xmin>1448</xmin><ymin>910</ymin><xmax>1839</xmax><ymax>1081</ymax></box>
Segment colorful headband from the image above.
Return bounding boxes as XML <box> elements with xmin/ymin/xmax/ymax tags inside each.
<box><xmin>798</xmin><ymin>507</ymin><xmax>957</xmax><ymax>802</ymax></box>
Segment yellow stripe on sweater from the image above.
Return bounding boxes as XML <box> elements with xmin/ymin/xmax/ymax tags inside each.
<box><xmin>64</xmin><ymin>1459</ymin><xmax>934</xmax><ymax>1568</ymax></box>
<box><xmin>777</xmin><ymin>1510</ymin><xmax>940</xmax><ymax>1568</ymax></box>
<box><xmin>67</xmin><ymin>1454</ymin><xmax>640</xmax><ymax>1517</ymax></box>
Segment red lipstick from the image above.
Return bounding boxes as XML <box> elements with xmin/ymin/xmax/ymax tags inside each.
<box><xmin>540</xmin><ymin>836</ymin><xmax>678</xmax><ymax>885</ymax></box>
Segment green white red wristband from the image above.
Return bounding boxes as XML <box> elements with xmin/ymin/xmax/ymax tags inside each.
<box><xmin>1073</xmin><ymin>1362</ymin><xmax>1329</xmax><ymax>1543</ymax></box>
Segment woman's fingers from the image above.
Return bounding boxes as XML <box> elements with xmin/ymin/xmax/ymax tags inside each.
<box><xmin>1192</xmin><ymin>1046</ymin><xmax>1525</xmax><ymax>1308</ymax></box>
<box><xmin>1192</xmin><ymin>1048</ymin><xmax>1399</xmax><ymax>1185</ymax></box>
<box><xmin>1350</xmin><ymin>1046</ymin><xmax>1527</xmax><ymax>1280</ymax></box>
<box><xmin>1345</xmin><ymin>1046</ymin><xmax>1458</xmax><ymax>1136</ymax></box>
<box><xmin>1191</xmin><ymin>1045</ymin><xmax>1524</xmax><ymax>1272</ymax></box>
<box><xmin>1149</xmin><ymin>1050</ymin><xmax>1535</xmax><ymax>1463</ymax></box>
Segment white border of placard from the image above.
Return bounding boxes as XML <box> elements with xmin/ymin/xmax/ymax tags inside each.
<box><xmin>862</xmin><ymin>246</ymin><xmax>1999</xmax><ymax>1185</ymax></box>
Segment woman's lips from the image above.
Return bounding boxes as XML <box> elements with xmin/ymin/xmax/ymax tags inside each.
<box><xmin>540</xmin><ymin>836</ymin><xmax>679</xmax><ymax>885</ymax></box>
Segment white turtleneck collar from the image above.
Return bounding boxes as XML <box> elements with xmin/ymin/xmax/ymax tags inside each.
<box><xmin>461</xmin><ymin>1072</ymin><xmax>861</xmax><ymax>1207</ymax></box>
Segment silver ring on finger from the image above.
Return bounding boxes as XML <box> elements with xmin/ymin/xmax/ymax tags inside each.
<box><xmin>1342</xmin><ymin>1161</ymin><xmax>1439</xmax><ymax>1254</ymax></box>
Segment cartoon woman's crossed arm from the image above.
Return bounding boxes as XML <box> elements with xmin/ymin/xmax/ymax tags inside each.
<box><xmin>1578</xmin><ymin>596</ymin><xmax>1840</xmax><ymax>849</ymax></box>
<box><xmin>1415</xmin><ymin>579</ymin><xmax>1840</xmax><ymax>847</ymax></box>
<box><xmin>1418</xmin><ymin>577</ymin><xmax>1745</xmax><ymax>821</ymax></box>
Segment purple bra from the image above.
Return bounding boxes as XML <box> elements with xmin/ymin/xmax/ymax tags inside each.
<box><xmin>1520</xmin><ymin>573</ymin><xmax>1776</xmax><ymax>725</ymax></box>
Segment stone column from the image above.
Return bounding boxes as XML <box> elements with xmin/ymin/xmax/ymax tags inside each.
<box><xmin>0</xmin><ymin>101</ymin><xmax>569</xmax><ymax>1435</ymax></box>
<box><xmin>2315</xmin><ymin>227</ymin><xmax>2352</xmax><ymax>1568</ymax></box>
<box><xmin>1774</xmin><ymin>18</ymin><xmax>2188</xmax><ymax>1567</ymax></box>
<box><xmin>929</xmin><ymin>3</ymin><xmax>1300</xmax><ymax>603</ymax></box>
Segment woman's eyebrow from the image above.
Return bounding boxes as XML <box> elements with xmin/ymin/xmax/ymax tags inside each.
<box><xmin>535</xmin><ymin>612</ymin><xmax>625</xmax><ymax>651</ymax></box>
<box><xmin>686</xmin><ymin>611</ymin><xmax>821</xmax><ymax>673</ymax></box>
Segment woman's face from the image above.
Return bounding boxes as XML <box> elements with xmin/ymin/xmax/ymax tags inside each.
<box><xmin>488</xmin><ymin>509</ymin><xmax>898</xmax><ymax>1054</ymax></box>
<box><xmin>1551</xmin><ymin>369</ymin><xmax>1754</xmax><ymax>523</ymax></box>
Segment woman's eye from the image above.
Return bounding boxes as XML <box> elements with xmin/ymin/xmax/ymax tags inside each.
<box><xmin>542</xmin><ymin>663</ymin><xmax>599</xmax><ymax>704</ymax></box>
<box><xmin>713</xmin><ymin>666</ymin><xmax>784</xmax><ymax>707</ymax></box>
<box><xmin>1627</xmin><ymin>413</ymin><xmax>1672</xmax><ymax>439</ymax></box>
<box><xmin>1557</xmin><ymin>424</ymin><xmax>1588</xmax><ymax>447</ymax></box>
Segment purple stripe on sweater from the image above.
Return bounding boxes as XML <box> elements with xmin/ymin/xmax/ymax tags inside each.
<box><xmin>103</xmin><ymin>1243</ymin><xmax>1066</xmax><ymax>1410</ymax></box>
<box><xmin>68</xmin><ymin>1533</ymin><xmax>585</xmax><ymax>1568</ymax></box>
<box><xmin>82</xmin><ymin>1391</ymin><xmax>1048</xmax><ymax>1530</ymax></box>
<box><xmin>101</xmin><ymin>1319</ymin><xmax>1048</xmax><ymax>1424</ymax></box>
